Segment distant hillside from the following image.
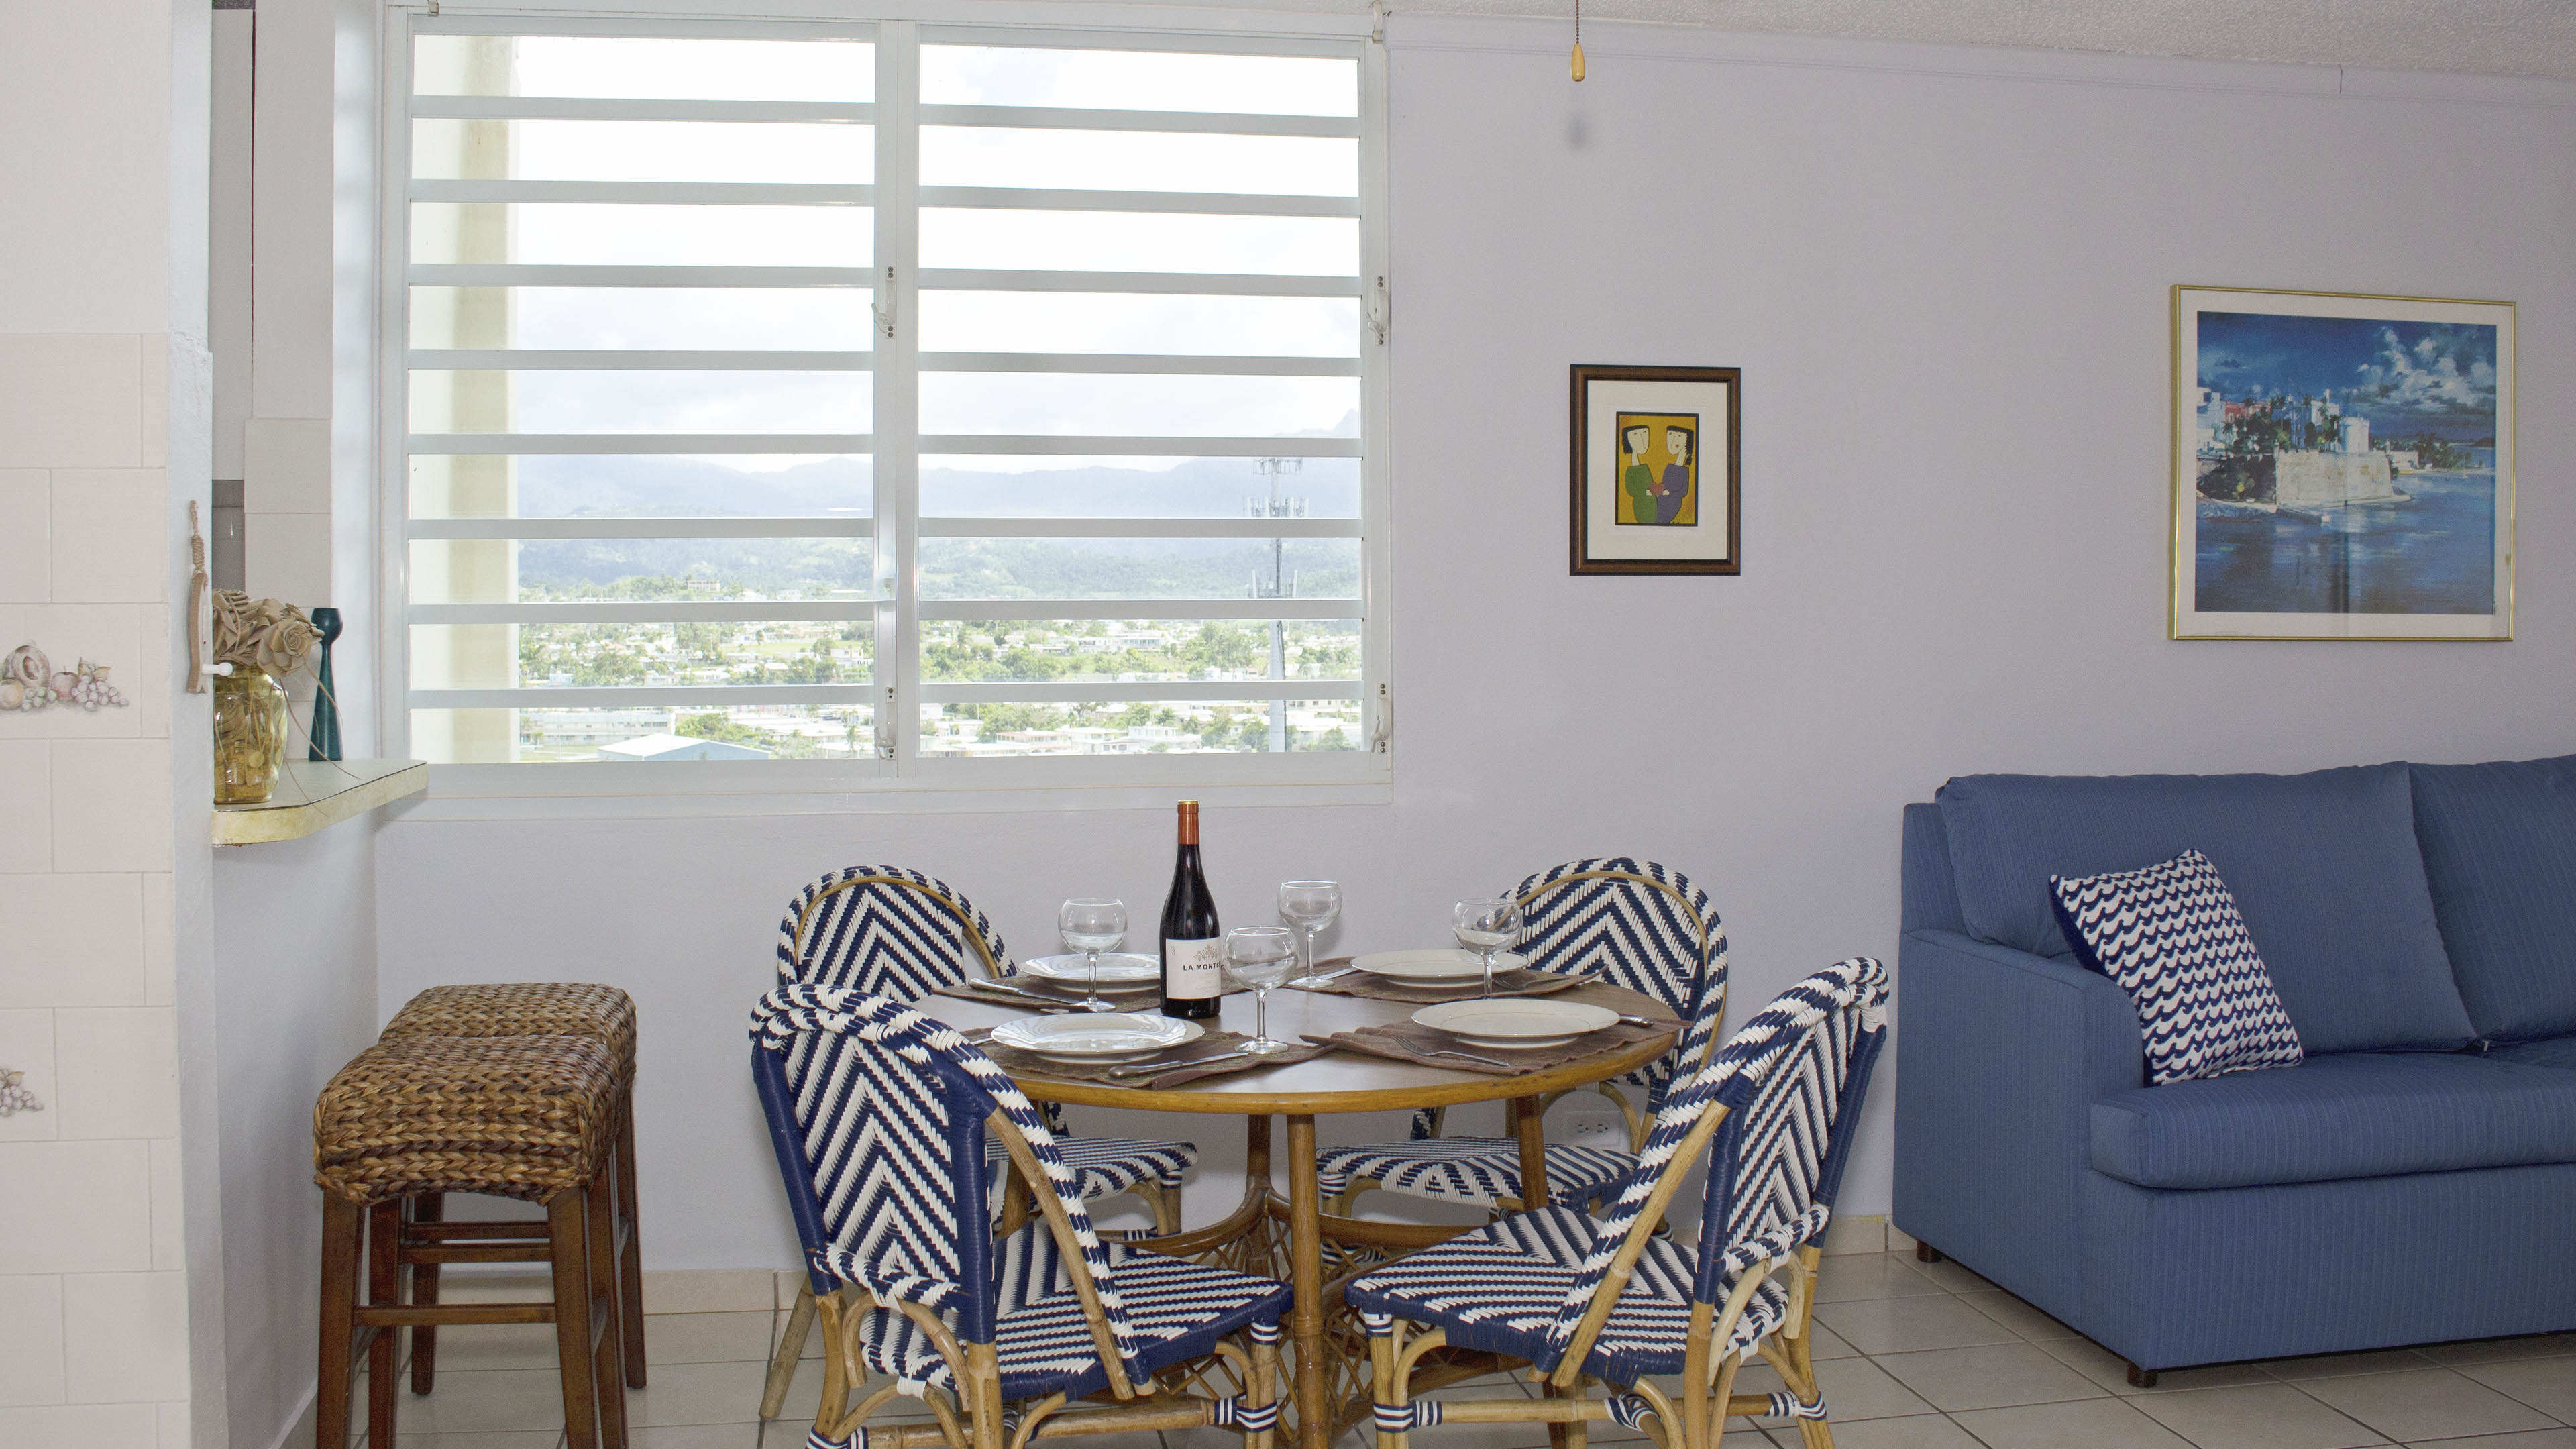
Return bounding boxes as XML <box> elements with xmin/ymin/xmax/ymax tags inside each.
<box><xmin>517</xmin><ymin>453</ymin><xmax>1362</xmax><ymax>519</ymax></box>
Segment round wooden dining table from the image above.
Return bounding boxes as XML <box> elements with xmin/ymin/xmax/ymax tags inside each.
<box><xmin>932</xmin><ymin>979</ymin><xmax>1680</xmax><ymax>1449</ymax></box>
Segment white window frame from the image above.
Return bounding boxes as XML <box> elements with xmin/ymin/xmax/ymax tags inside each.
<box><xmin>376</xmin><ymin>5</ymin><xmax>1393</xmax><ymax>800</ymax></box>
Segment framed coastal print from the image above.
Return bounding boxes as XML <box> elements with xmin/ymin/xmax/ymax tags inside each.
<box><xmin>2172</xmin><ymin>286</ymin><xmax>2514</xmax><ymax>640</ymax></box>
<box><xmin>1570</xmin><ymin>364</ymin><xmax>1740</xmax><ymax>575</ymax></box>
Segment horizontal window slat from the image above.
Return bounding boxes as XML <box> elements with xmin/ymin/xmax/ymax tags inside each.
<box><xmin>921</xmin><ymin>681</ymin><xmax>1362</xmax><ymax>704</ymax></box>
<box><xmin>411</xmin><ymin>264</ymin><xmax>877</xmax><ymax>289</ymax></box>
<box><xmin>413</xmin><ymin>685</ymin><xmax>873</xmax><ymax>710</ymax></box>
<box><xmin>918</xmin><ymin>517</ymin><xmax>1356</xmax><ymax>539</ymax></box>
<box><xmin>409</xmin><ymin>350</ymin><xmax>876</xmax><ymax>371</ymax></box>
<box><xmin>409</xmin><ymin>434</ymin><xmax>875</xmax><ymax>455</ymax></box>
<box><xmin>918</xmin><ymin>269</ymin><xmax>1354</xmax><ymax>298</ymax></box>
<box><xmin>408</xmin><ymin>517</ymin><xmax>874</xmax><ymax>541</ymax></box>
<box><xmin>917</xmin><ymin>351</ymin><xmax>1353</xmax><ymax>376</ymax></box>
<box><xmin>921</xmin><ymin>599</ymin><xmax>1361</xmax><ymax>621</ymax></box>
<box><xmin>920</xmin><ymin>186</ymin><xmax>1356</xmax><ymax>218</ymax></box>
<box><xmin>410</xmin><ymin>180</ymin><xmax>874</xmax><ymax>205</ymax></box>
<box><xmin>413</xmin><ymin>601</ymin><xmax>877</xmax><ymax>625</ymax></box>
<box><xmin>412</xmin><ymin>97</ymin><xmax>877</xmax><ymax>123</ymax></box>
<box><xmin>916</xmin><ymin>104</ymin><xmax>1356</xmax><ymax>139</ymax></box>
<box><xmin>916</xmin><ymin>435</ymin><xmax>1355</xmax><ymax>458</ymax></box>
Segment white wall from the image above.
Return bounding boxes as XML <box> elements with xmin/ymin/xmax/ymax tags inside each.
<box><xmin>376</xmin><ymin>18</ymin><xmax>2576</xmax><ymax>1271</ymax></box>
<box><xmin>0</xmin><ymin>3</ymin><xmax>212</xmax><ymax>1446</ymax></box>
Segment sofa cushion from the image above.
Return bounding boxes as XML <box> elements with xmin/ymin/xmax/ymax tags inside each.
<box><xmin>1937</xmin><ymin>766</ymin><xmax>2474</xmax><ymax>1054</ymax></box>
<box><xmin>2485</xmin><ymin>1037</ymin><xmax>2576</xmax><ymax>1072</ymax></box>
<box><xmin>2090</xmin><ymin>1051</ymin><xmax>2576</xmax><ymax>1190</ymax></box>
<box><xmin>2409</xmin><ymin>756</ymin><xmax>2576</xmax><ymax>1043</ymax></box>
<box><xmin>2050</xmin><ymin>851</ymin><xmax>2304</xmax><ymax>1085</ymax></box>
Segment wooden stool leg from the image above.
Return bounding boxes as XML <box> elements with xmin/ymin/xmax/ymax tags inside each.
<box><xmin>366</xmin><ymin>1200</ymin><xmax>403</xmax><ymax>1442</ymax></box>
<box><xmin>410</xmin><ymin>1191</ymin><xmax>445</xmax><ymax>1395</ymax></box>
<box><xmin>317</xmin><ymin>1195</ymin><xmax>364</xmax><ymax>1449</ymax></box>
<box><xmin>550</xmin><ymin>1191</ymin><xmax>605</xmax><ymax>1449</ymax></box>
<box><xmin>614</xmin><ymin>1090</ymin><xmax>647</xmax><ymax>1388</ymax></box>
<box><xmin>588</xmin><ymin>1175</ymin><xmax>633</xmax><ymax>1449</ymax></box>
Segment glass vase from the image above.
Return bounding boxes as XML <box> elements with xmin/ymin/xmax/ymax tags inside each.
<box><xmin>213</xmin><ymin>670</ymin><xmax>289</xmax><ymax>805</ymax></box>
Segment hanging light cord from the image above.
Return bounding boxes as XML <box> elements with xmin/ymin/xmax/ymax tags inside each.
<box><xmin>1572</xmin><ymin>0</ymin><xmax>1585</xmax><ymax>80</ymax></box>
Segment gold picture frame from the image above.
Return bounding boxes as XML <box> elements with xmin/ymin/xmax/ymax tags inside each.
<box><xmin>2171</xmin><ymin>284</ymin><xmax>2514</xmax><ymax>640</ymax></box>
<box><xmin>1570</xmin><ymin>364</ymin><xmax>1741</xmax><ymax>575</ymax></box>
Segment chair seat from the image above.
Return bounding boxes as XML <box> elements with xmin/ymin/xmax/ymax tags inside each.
<box><xmin>2486</xmin><ymin>1036</ymin><xmax>2576</xmax><ymax>1072</ymax></box>
<box><xmin>1317</xmin><ymin>1138</ymin><xmax>1640</xmax><ymax>1208</ymax></box>
<box><xmin>985</xmin><ymin>1134</ymin><xmax>1195</xmax><ymax>1201</ymax></box>
<box><xmin>2090</xmin><ymin>1051</ymin><xmax>2576</xmax><ymax>1191</ymax></box>
<box><xmin>834</xmin><ymin>1225</ymin><xmax>1291</xmax><ymax>1400</ymax></box>
<box><xmin>1343</xmin><ymin>1205</ymin><xmax>1782</xmax><ymax>1385</ymax></box>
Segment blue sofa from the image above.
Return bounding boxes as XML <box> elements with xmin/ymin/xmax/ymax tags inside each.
<box><xmin>1893</xmin><ymin>757</ymin><xmax>2576</xmax><ymax>1377</ymax></box>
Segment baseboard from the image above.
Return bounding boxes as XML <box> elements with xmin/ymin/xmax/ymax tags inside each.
<box><xmin>1821</xmin><ymin>1212</ymin><xmax>1896</xmax><ymax>1255</ymax></box>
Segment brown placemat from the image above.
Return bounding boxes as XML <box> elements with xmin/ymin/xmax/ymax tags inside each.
<box><xmin>965</xmin><ymin>1028</ymin><xmax>1330</xmax><ymax>1089</ymax></box>
<box><xmin>1291</xmin><ymin>957</ymin><xmax>1596</xmax><ymax>1004</ymax></box>
<box><xmin>1300</xmin><ymin>1019</ymin><xmax>1673</xmax><ymax>1076</ymax></box>
<box><xmin>930</xmin><ymin>976</ymin><xmax>1165</xmax><ymax>1012</ymax></box>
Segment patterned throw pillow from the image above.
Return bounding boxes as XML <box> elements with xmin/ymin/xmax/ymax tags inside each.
<box><xmin>2049</xmin><ymin>850</ymin><xmax>2304</xmax><ymax>1085</ymax></box>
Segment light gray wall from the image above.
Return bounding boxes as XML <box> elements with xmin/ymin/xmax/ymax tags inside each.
<box><xmin>211</xmin><ymin>825</ymin><xmax>378</xmax><ymax>1449</ymax></box>
<box><xmin>377</xmin><ymin>17</ymin><xmax>2576</xmax><ymax>1271</ymax></box>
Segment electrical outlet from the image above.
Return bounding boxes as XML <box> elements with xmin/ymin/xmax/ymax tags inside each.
<box><xmin>1561</xmin><ymin>1106</ymin><xmax>1627</xmax><ymax>1146</ymax></box>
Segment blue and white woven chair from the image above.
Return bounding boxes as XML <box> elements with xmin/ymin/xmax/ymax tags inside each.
<box><xmin>1318</xmin><ymin>859</ymin><xmax>1726</xmax><ymax>1214</ymax></box>
<box><xmin>1346</xmin><ymin>958</ymin><xmax>1890</xmax><ymax>1449</ymax></box>
<box><xmin>752</xmin><ymin>985</ymin><xmax>1290</xmax><ymax>1449</ymax></box>
<box><xmin>760</xmin><ymin>867</ymin><xmax>1199</xmax><ymax>1424</ymax></box>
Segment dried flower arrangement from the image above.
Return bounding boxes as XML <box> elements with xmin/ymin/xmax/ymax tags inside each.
<box><xmin>210</xmin><ymin>592</ymin><xmax>323</xmax><ymax>681</ymax></box>
<box><xmin>0</xmin><ymin>1067</ymin><xmax>43</xmax><ymax>1117</ymax></box>
<box><xmin>1</xmin><ymin>644</ymin><xmax>128</xmax><ymax>712</ymax></box>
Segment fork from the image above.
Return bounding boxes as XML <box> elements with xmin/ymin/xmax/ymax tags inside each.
<box><xmin>1419</xmin><ymin>1046</ymin><xmax>1515</xmax><ymax>1069</ymax></box>
<box><xmin>1108</xmin><ymin>1049</ymin><xmax>1254</xmax><ymax>1079</ymax></box>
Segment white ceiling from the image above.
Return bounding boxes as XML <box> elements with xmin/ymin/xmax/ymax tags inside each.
<box><xmin>1379</xmin><ymin>0</ymin><xmax>2576</xmax><ymax>81</ymax></box>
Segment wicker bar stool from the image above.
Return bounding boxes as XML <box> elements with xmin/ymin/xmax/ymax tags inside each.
<box><xmin>314</xmin><ymin>1034</ymin><xmax>629</xmax><ymax>1449</ymax></box>
<box><xmin>380</xmin><ymin>983</ymin><xmax>646</xmax><ymax>1394</ymax></box>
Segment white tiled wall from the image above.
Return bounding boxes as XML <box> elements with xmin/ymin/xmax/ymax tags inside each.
<box><xmin>0</xmin><ymin>333</ymin><xmax>186</xmax><ymax>1446</ymax></box>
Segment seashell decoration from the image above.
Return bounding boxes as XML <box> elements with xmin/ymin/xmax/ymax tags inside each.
<box><xmin>0</xmin><ymin>1067</ymin><xmax>42</xmax><ymax>1117</ymax></box>
<box><xmin>1</xmin><ymin>644</ymin><xmax>128</xmax><ymax>712</ymax></box>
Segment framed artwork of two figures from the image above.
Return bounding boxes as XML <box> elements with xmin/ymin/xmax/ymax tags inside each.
<box><xmin>1570</xmin><ymin>364</ymin><xmax>1740</xmax><ymax>575</ymax></box>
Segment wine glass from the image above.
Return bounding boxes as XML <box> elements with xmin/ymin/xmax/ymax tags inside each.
<box><xmin>1454</xmin><ymin>897</ymin><xmax>1524</xmax><ymax>999</ymax></box>
<box><xmin>1059</xmin><ymin>898</ymin><xmax>1128</xmax><ymax>1014</ymax></box>
<box><xmin>1278</xmin><ymin>881</ymin><xmax>1342</xmax><ymax>985</ymax></box>
<box><xmin>1225</xmin><ymin>926</ymin><xmax>1300</xmax><ymax>1054</ymax></box>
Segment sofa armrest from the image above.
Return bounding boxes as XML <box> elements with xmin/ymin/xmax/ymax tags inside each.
<box><xmin>1893</xmin><ymin>929</ymin><xmax>2143</xmax><ymax>1318</ymax></box>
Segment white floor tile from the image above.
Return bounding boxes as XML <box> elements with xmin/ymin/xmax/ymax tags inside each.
<box><xmin>2296</xmin><ymin>1368</ymin><xmax>2557</xmax><ymax>1444</ymax></box>
<box><xmin>2128</xmin><ymin>1381</ymin><xmax>2392</xmax><ymax>1449</ymax></box>
<box><xmin>1952</xmin><ymin>1395</ymin><xmax>2194</xmax><ymax>1448</ymax></box>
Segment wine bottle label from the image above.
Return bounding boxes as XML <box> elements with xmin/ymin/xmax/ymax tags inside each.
<box><xmin>1164</xmin><ymin>937</ymin><xmax>1226</xmax><ymax>1000</ymax></box>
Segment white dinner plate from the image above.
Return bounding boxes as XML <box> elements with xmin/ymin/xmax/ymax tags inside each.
<box><xmin>1411</xmin><ymin>999</ymin><xmax>1618</xmax><ymax>1050</ymax></box>
<box><xmin>1352</xmin><ymin>948</ymin><xmax>1529</xmax><ymax>981</ymax></box>
<box><xmin>988</xmin><ymin>1013</ymin><xmax>1203</xmax><ymax>1062</ymax></box>
<box><xmin>1018</xmin><ymin>953</ymin><xmax>1161</xmax><ymax>992</ymax></box>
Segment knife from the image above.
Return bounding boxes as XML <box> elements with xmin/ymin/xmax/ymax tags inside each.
<box><xmin>1109</xmin><ymin>1048</ymin><xmax>1256</xmax><ymax>1079</ymax></box>
<box><xmin>967</xmin><ymin>977</ymin><xmax>1078</xmax><ymax>1006</ymax></box>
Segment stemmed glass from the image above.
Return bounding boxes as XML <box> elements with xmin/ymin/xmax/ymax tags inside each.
<box><xmin>1225</xmin><ymin>926</ymin><xmax>1299</xmax><ymax>1054</ymax></box>
<box><xmin>1058</xmin><ymin>898</ymin><xmax>1128</xmax><ymax>1014</ymax></box>
<box><xmin>1278</xmin><ymin>881</ymin><xmax>1342</xmax><ymax>985</ymax></box>
<box><xmin>1453</xmin><ymin>898</ymin><xmax>1524</xmax><ymax>999</ymax></box>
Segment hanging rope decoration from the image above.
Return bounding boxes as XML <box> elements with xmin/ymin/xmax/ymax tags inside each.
<box><xmin>1572</xmin><ymin>0</ymin><xmax>1585</xmax><ymax>80</ymax></box>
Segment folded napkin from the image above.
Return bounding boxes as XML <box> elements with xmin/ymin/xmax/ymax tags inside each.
<box><xmin>1293</xmin><ymin>959</ymin><xmax>1595</xmax><ymax>1005</ymax></box>
<box><xmin>1300</xmin><ymin>1019</ymin><xmax>1673</xmax><ymax>1076</ymax></box>
<box><xmin>965</xmin><ymin>1028</ymin><xmax>1329</xmax><ymax>1089</ymax></box>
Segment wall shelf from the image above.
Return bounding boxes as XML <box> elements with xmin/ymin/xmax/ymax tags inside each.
<box><xmin>212</xmin><ymin>759</ymin><xmax>426</xmax><ymax>845</ymax></box>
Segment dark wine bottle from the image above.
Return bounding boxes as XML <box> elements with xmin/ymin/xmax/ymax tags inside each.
<box><xmin>1160</xmin><ymin>799</ymin><xmax>1222</xmax><ymax>1020</ymax></box>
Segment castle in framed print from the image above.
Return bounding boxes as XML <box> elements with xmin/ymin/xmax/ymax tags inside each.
<box><xmin>2172</xmin><ymin>285</ymin><xmax>2514</xmax><ymax>640</ymax></box>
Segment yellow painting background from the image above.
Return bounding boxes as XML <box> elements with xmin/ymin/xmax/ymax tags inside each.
<box><xmin>1614</xmin><ymin>411</ymin><xmax>1699</xmax><ymax>526</ymax></box>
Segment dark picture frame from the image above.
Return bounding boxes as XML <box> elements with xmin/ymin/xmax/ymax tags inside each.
<box><xmin>1569</xmin><ymin>364</ymin><xmax>1741</xmax><ymax>575</ymax></box>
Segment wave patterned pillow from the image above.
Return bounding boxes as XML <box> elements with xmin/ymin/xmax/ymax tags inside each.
<box><xmin>2049</xmin><ymin>849</ymin><xmax>2304</xmax><ymax>1085</ymax></box>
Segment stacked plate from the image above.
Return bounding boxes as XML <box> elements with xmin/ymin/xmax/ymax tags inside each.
<box><xmin>1348</xmin><ymin>948</ymin><xmax>1527</xmax><ymax>981</ymax></box>
<box><xmin>1409</xmin><ymin>998</ymin><xmax>1619</xmax><ymax>1050</ymax></box>
<box><xmin>989</xmin><ymin>1012</ymin><xmax>1203</xmax><ymax>1063</ymax></box>
<box><xmin>1018</xmin><ymin>953</ymin><xmax>1161</xmax><ymax>997</ymax></box>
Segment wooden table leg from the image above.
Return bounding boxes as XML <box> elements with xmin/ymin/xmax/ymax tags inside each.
<box><xmin>1511</xmin><ymin>1096</ymin><xmax>1551</xmax><ymax>1206</ymax></box>
<box><xmin>1287</xmin><ymin>1114</ymin><xmax>1329</xmax><ymax>1449</ymax></box>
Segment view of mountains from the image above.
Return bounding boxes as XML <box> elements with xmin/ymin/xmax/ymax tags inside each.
<box><xmin>513</xmin><ymin>454</ymin><xmax>1363</xmax><ymax>600</ymax></box>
